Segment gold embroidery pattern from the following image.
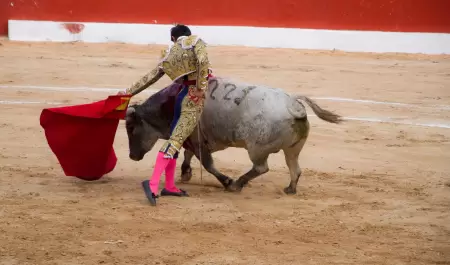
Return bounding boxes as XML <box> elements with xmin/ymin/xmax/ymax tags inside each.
<box><xmin>159</xmin><ymin>86</ymin><xmax>204</xmax><ymax>157</ymax></box>
<box><xmin>161</xmin><ymin>42</ymin><xmax>197</xmax><ymax>81</ymax></box>
<box><xmin>160</xmin><ymin>143</ymin><xmax>180</xmax><ymax>159</ymax></box>
<box><xmin>160</xmin><ymin>48</ymin><xmax>169</xmax><ymax>60</ymax></box>
<box><xmin>193</xmin><ymin>39</ymin><xmax>210</xmax><ymax>91</ymax></box>
<box><xmin>180</xmin><ymin>35</ymin><xmax>200</xmax><ymax>49</ymax></box>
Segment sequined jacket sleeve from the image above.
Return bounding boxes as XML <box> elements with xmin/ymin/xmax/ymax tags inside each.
<box><xmin>125</xmin><ymin>64</ymin><xmax>165</xmax><ymax>96</ymax></box>
<box><xmin>193</xmin><ymin>39</ymin><xmax>210</xmax><ymax>91</ymax></box>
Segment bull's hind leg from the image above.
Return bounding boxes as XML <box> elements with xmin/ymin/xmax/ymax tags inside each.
<box><xmin>227</xmin><ymin>149</ymin><xmax>270</xmax><ymax>192</ymax></box>
<box><xmin>283</xmin><ymin>138</ymin><xmax>307</xmax><ymax>195</ymax></box>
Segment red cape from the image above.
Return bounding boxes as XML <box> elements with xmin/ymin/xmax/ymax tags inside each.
<box><xmin>40</xmin><ymin>95</ymin><xmax>131</xmax><ymax>181</ymax></box>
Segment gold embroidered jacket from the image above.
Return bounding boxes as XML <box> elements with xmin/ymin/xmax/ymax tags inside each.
<box><xmin>125</xmin><ymin>35</ymin><xmax>211</xmax><ymax>96</ymax></box>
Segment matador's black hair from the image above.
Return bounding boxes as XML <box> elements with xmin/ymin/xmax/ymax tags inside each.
<box><xmin>170</xmin><ymin>24</ymin><xmax>192</xmax><ymax>40</ymax></box>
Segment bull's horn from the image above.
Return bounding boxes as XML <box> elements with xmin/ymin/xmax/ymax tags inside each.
<box><xmin>126</xmin><ymin>106</ymin><xmax>135</xmax><ymax>116</ymax></box>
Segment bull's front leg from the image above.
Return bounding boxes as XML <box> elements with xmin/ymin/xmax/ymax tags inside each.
<box><xmin>180</xmin><ymin>149</ymin><xmax>194</xmax><ymax>182</ymax></box>
<box><xmin>189</xmin><ymin>141</ymin><xmax>234</xmax><ymax>189</ymax></box>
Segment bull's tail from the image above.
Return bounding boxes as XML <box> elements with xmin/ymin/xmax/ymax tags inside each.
<box><xmin>292</xmin><ymin>95</ymin><xmax>343</xmax><ymax>124</ymax></box>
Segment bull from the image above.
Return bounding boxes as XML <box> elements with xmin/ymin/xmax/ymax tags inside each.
<box><xmin>125</xmin><ymin>76</ymin><xmax>342</xmax><ymax>194</ymax></box>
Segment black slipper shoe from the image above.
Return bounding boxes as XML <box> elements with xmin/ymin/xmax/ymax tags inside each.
<box><xmin>160</xmin><ymin>188</ymin><xmax>189</xmax><ymax>197</ymax></box>
<box><xmin>141</xmin><ymin>180</ymin><xmax>158</xmax><ymax>206</ymax></box>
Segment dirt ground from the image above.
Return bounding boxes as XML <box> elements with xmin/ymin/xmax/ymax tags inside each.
<box><xmin>0</xmin><ymin>40</ymin><xmax>449</xmax><ymax>265</ymax></box>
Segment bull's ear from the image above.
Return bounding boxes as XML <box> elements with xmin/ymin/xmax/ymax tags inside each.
<box><xmin>126</xmin><ymin>106</ymin><xmax>135</xmax><ymax>116</ymax></box>
<box><xmin>126</xmin><ymin>107</ymin><xmax>137</xmax><ymax>121</ymax></box>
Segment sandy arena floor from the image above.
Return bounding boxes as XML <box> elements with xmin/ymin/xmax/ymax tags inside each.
<box><xmin>0</xmin><ymin>40</ymin><xmax>449</xmax><ymax>265</ymax></box>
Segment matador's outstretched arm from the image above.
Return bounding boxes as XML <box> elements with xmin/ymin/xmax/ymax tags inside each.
<box><xmin>125</xmin><ymin>64</ymin><xmax>165</xmax><ymax>96</ymax></box>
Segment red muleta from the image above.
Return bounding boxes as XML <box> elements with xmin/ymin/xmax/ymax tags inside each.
<box><xmin>39</xmin><ymin>95</ymin><xmax>131</xmax><ymax>181</ymax></box>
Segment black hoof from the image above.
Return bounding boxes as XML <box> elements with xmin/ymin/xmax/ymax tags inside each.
<box><xmin>181</xmin><ymin>165</ymin><xmax>192</xmax><ymax>182</ymax></box>
<box><xmin>223</xmin><ymin>178</ymin><xmax>234</xmax><ymax>189</ymax></box>
<box><xmin>160</xmin><ymin>188</ymin><xmax>189</xmax><ymax>197</ymax></box>
<box><xmin>283</xmin><ymin>187</ymin><xmax>297</xmax><ymax>195</ymax></box>
<box><xmin>142</xmin><ymin>180</ymin><xmax>158</xmax><ymax>206</ymax></box>
<box><xmin>225</xmin><ymin>180</ymin><xmax>243</xmax><ymax>193</ymax></box>
<box><xmin>180</xmin><ymin>171</ymin><xmax>192</xmax><ymax>182</ymax></box>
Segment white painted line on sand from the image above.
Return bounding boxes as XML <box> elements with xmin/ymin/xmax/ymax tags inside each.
<box><xmin>311</xmin><ymin>97</ymin><xmax>450</xmax><ymax>110</ymax></box>
<box><xmin>0</xmin><ymin>100</ymin><xmax>64</xmax><ymax>105</ymax></box>
<box><xmin>342</xmin><ymin>117</ymin><xmax>450</xmax><ymax>129</ymax></box>
<box><xmin>313</xmin><ymin>97</ymin><xmax>410</xmax><ymax>106</ymax></box>
<box><xmin>2</xmin><ymin>84</ymin><xmax>449</xmax><ymax>110</ymax></box>
<box><xmin>0</xmin><ymin>84</ymin><xmax>123</xmax><ymax>93</ymax></box>
<box><xmin>0</xmin><ymin>98</ymin><xmax>449</xmax><ymax>129</ymax></box>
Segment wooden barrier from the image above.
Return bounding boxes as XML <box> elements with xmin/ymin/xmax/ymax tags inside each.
<box><xmin>2</xmin><ymin>0</ymin><xmax>450</xmax><ymax>35</ymax></box>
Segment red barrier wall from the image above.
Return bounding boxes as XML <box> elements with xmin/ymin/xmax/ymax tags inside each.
<box><xmin>1</xmin><ymin>0</ymin><xmax>450</xmax><ymax>36</ymax></box>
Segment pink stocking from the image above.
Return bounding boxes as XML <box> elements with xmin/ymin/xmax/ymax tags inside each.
<box><xmin>149</xmin><ymin>152</ymin><xmax>171</xmax><ymax>194</ymax></box>
<box><xmin>164</xmin><ymin>158</ymin><xmax>181</xmax><ymax>192</ymax></box>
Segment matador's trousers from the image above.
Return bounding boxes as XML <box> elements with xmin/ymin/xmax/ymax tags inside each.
<box><xmin>159</xmin><ymin>81</ymin><xmax>204</xmax><ymax>159</ymax></box>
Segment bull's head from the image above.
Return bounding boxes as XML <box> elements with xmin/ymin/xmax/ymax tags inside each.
<box><xmin>125</xmin><ymin>106</ymin><xmax>162</xmax><ymax>161</ymax></box>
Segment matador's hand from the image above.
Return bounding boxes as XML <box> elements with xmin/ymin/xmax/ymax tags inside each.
<box><xmin>117</xmin><ymin>90</ymin><xmax>130</xmax><ymax>96</ymax></box>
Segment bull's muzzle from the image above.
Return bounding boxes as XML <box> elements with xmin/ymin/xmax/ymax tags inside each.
<box><xmin>129</xmin><ymin>152</ymin><xmax>143</xmax><ymax>161</ymax></box>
